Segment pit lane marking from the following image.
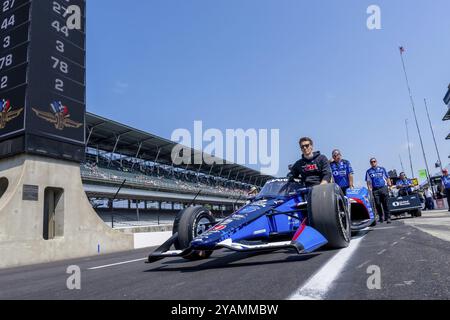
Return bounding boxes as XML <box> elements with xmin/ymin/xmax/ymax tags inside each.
<box><xmin>88</xmin><ymin>258</ymin><xmax>147</xmax><ymax>270</ymax></box>
<box><xmin>289</xmin><ymin>235</ymin><xmax>366</xmax><ymax>300</ymax></box>
<box><xmin>356</xmin><ymin>260</ymin><xmax>371</xmax><ymax>269</ymax></box>
<box><xmin>377</xmin><ymin>249</ymin><xmax>387</xmax><ymax>255</ymax></box>
<box><xmin>391</xmin><ymin>242</ymin><xmax>399</xmax><ymax>247</ymax></box>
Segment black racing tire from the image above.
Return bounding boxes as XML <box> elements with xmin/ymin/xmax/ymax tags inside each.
<box><xmin>370</xmin><ymin>219</ymin><xmax>377</xmax><ymax>227</ymax></box>
<box><xmin>173</xmin><ymin>206</ymin><xmax>215</xmax><ymax>261</ymax></box>
<box><xmin>411</xmin><ymin>209</ymin><xmax>422</xmax><ymax>217</ymax></box>
<box><xmin>308</xmin><ymin>184</ymin><xmax>351</xmax><ymax>249</ymax></box>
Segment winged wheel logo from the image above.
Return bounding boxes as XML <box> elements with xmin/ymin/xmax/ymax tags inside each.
<box><xmin>32</xmin><ymin>101</ymin><xmax>82</xmax><ymax>131</ymax></box>
<box><xmin>0</xmin><ymin>99</ymin><xmax>24</xmax><ymax>129</ymax></box>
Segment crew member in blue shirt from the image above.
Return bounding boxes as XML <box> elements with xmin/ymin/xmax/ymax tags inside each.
<box><xmin>396</xmin><ymin>172</ymin><xmax>414</xmax><ymax>196</ymax></box>
<box><xmin>330</xmin><ymin>149</ymin><xmax>354</xmax><ymax>195</ymax></box>
<box><xmin>366</xmin><ymin>158</ymin><xmax>392</xmax><ymax>223</ymax></box>
<box><xmin>442</xmin><ymin>169</ymin><xmax>450</xmax><ymax>212</ymax></box>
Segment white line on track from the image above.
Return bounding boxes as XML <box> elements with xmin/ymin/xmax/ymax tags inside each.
<box><xmin>377</xmin><ymin>249</ymin><xmax>387</xmax><ymax>255</ymax></box>
<box><xmin>391</xmin><ymin>242</ymin><xmax>399</xmax><ymax>247</ymax></box>
<box><xmin>289</xmin><ymin>236</ymin><xmax>365</xmax><ymax>300</ymax></box>
<box><xmin>88</xmin><ymin>258</ymin><xmax>147</xmax><ymax>270</ymax></box>
<box><xmin>356</xmin><ymin>260</ymin><xmax>371</xmax><ymax>269</ymax></box>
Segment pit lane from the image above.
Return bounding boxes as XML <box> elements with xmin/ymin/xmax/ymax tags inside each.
<box><xmin>0</xmin><ymin>211</ymin><xmax>448</xmax><ymax>300</ymax></box>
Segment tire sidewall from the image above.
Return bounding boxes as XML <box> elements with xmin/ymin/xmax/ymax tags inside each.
<box><xmin>174</xmin><ymin>206</ymin><xmax>215</xmax><ymax>250</ymax></box>
<box><xmin>308</xmin><ymin>183</ymin><xmax>351</xmax><ymax>249</ymax></box>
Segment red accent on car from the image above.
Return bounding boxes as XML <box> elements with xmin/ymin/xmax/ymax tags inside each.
<box><xmin>293</xmin><ymin>219</ymin><xmax>308</xmax><ymax>241</ymax></box>
<box><xmin>212</xmin><ymin>225</ymin><xmax>226</xmax><ymax>231</ymax></box>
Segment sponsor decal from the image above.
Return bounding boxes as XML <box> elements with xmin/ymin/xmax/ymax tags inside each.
<box><xmin>392</xmin><ymin>201</ymin><xmax>411</xmax><ymax>207</ymax></box>
<box><xmin>231</xmin><ymin>214</ymin><xmax>247</xmax><ymax>220</ymax></box>
<box><xmin>239</xmin><ymin>206</ymin><xmax>260</xmax><ymax>214</ymax></box>
<box><xmin>304</xmin><ymin>164</ymin><xmax>318</xmax><ymax>171</ymax></box>
<box><xmin>252</xmin><ymin>200</ymin><xmax>268</xmax><ymax>207</ymax></box>
<box><xmin>253</xmin><ymin>229</ymin><xmax>267</xmax><ymax>235</ymax></box>
<box><xmin>0</xmin><ymin>99</ymin><xmax>23</xmax><ymax>129</ymax></box>
<box><xmin>32</xmin><ymin>101</ymin><xmax>82</xmax><ymax>131</ymax></box>
<box><xmin>212</xmin><ymin>225</ymin><xmax>226</xmax><ymax>231</ymax></box>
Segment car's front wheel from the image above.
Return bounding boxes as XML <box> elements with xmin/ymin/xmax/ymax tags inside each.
<box><xmin>308</xmin><ymin>183</ymin><xmax>351</xmax><ymax>249</ymax></box>
<box><xmin>173</xmin><ymin>206</ymin><xmax>215</xmax><ymax>260</ymax></box>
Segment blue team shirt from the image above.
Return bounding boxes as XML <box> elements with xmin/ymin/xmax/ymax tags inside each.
<box><xmin>443</xmin><ymin>175</ymin><xmax>450</xmax><ymax>189</ymax></box>
<box><xmin>366</xmin><ymin>166</ymin><xmax>389</xmax><ymax>188</ymax></box>
<box><xmin>330</xmin><ymin>160</ymin><xmax>354</xmax><ymax>188</ymax></box>
<box><xmin>396</xmin><ymin>178</ymin><xmax>413</xmax><ymax>193</ymax></box>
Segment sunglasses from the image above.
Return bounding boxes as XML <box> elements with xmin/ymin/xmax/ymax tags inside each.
<box><xmin>333</xmin><ymin>153</ymin><xmax>341</xmax><ymax>157</ymax></box>
<box><xmin>371</xmin><ymin>160</ymin><xmax>377</xmax><ymax>163</ymax></box>
<box><xmin>300</xmin><ymin>144</ymin><xmax>311</xmax><ymax>150</ymax></box>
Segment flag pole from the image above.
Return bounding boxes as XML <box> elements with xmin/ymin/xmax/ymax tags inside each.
<box><xmin>399</xmin><ymin>154</ymin><xmax>405</xmax><ymax>174</ymax></box>
<box><xmin>399</xmin><ymin>47</ymin><xmax>433</xmax><ymax>190</ymax></box>
<box><xmin>424</xmin><ymin>98</ymin><xmax>443</xmax><ymax>172</ymax></box>
<box><xmin>405</xmin><ymin>119</ymin><xmax>414</xmax><ymax>178</ymax></box>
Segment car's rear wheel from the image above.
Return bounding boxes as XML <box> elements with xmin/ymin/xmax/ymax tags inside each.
<box><xmin>308</xmin><ymin>184</ymin><xmax>351</xmax><ymax>249</ymax></box>
<box><xmin>173</xmin><ymin>206</ymin><xmax>215</xmax><ymax>260</ymax></box>
<box><xmin>411</xmin><ymin>209</ymin><xmax>422</xmax><ymax>217</ymax></box>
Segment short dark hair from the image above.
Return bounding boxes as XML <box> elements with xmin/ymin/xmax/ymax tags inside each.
<box><xmin>299</xmin><ymin>137</ymin><xmax>313</xmax><ymax>146</ymax></box>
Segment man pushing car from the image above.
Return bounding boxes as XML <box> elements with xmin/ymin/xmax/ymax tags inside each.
<box><xmin>289</xmin><ymin>137</ymin><xmax>332</xmax><ymax>187</ymax></box>
<box><xmin>330</xmin><ymin>149</ymin><xmax>354</xmax><ymax>195</ymax></box>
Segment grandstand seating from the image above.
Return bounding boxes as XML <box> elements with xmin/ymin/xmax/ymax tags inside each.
<box><xmin>80</xmin><ymin>155</ymin><xmax>251</xmax><ymax>199</ymax></box>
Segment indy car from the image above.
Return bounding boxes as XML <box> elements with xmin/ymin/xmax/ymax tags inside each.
<box><xmin>148</xmin><ymin>179</ymin><xmax>376</xmax><ymax>263</ymax></box>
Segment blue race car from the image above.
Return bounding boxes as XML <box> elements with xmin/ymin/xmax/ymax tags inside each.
<box><xmin>148</xmin><ymin>179</ymin><xmax>376</xmax><ymax>263</ymax></box>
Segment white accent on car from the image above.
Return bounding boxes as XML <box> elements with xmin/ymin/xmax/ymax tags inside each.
<box><xmin>218</xmin><ymin>239</ymin><xmax>292</xmax><ymax>251</ymax></box>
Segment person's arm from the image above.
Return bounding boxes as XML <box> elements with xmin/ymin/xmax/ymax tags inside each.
<box><xmin>288</xmin><ymin>162</ymin><xmax>300</xmax><ymax>181</ymax></box>
<box><xmin>347</xmin><ymin>161</ymin><xmax>355</xmax><ymax>188</ymax></box>
<box><xmin>384</xmin><ymin>168</ymin><xmax>392</xmax><ymax>187</ymax></box>
<box><xmin>319</xmin><ymin>156</ymin><xmax>332</xmax><ymax>185</ymax></box>
<box><xmin>366</xmin><ymin>171</ymin><xmax>372</xmax><ymax>191</ymax></box>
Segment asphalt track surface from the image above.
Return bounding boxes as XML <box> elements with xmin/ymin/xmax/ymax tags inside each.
<box><xmin>0</xmin><ymin>213</ymin><xmax>449</xmax><ymax>300</ymax></box>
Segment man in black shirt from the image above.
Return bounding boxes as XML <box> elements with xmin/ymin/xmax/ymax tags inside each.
<box><xmin>289</xmin><ymin>137</ymin><xmax>332</xmax><ymax>187</ymax></box>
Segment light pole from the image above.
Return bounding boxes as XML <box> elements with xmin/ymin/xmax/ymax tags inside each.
<box><xmin>399</xmin><ymin>47</ymin><xmax>433</xmax><ymax>189</ymax></box>
<box><xmin>424</xmin><ymin>98</ymin><xmax>443</xmax><ymax>173</ymax></box>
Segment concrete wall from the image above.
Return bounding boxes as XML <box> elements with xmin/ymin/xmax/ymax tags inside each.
<box><xmin>0</xmin><ymin>154</ymin><xmax>134</xmax><ymax>269</ymax></box>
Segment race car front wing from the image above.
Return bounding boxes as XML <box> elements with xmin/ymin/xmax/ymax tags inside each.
<box><xmin>147</xmin><ymin>225</ymin><xmax>328</xmax><ymax>263</ymax></box>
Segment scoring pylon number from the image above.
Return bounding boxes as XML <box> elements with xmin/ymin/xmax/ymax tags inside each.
<box><xmin>51</xmin><ymin>20</ymin><xmax>69</xmax><ymax>37</ymax></box>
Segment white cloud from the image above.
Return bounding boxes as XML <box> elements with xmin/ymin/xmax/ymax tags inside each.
<box><xmin>112</xmin><ymin>81</ymin><xmax>129</xmax><ymax>94</ymax></box>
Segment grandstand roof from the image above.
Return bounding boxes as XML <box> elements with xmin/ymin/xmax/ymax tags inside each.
<box><xmin>443</xmin><ymin>107</ymin><xmax>450</xmax><ymax>121</ymax></box>
<box><xmin>444</xmin><ymin>84</ymin><xmax>450</xmax><ymax>105</ymax></box>
<box><xmin>85</xmin><ymin>112</ymin><xmax>274</xmax><ymax>185</ymax></box>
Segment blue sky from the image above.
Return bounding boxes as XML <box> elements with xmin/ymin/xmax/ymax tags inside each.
<box><xmin>87</xmin><ymin>0</ymin><xmax>449</xmax><ymax>185</ymax></box>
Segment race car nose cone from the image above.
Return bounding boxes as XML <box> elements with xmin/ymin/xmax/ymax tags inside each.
<box><xmin>191</xmin><ymin>231</ymin><xmax>224</xmax><ymax>250</ymax></box>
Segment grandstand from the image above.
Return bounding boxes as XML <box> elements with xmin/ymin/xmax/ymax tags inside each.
<box><xmin>82</xmin><ymin>113</ymin><xmax>274</xmax><ymax>228</ymax></box>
